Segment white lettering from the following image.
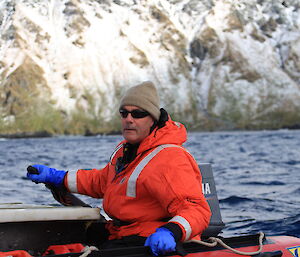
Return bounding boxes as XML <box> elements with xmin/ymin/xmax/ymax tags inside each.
<box><xmin>202</xmin><ymin>183</ymin><xmax>211</xmax><ymax>195</ymax></box>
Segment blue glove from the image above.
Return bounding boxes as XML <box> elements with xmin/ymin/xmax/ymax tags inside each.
<box><xmin>27</xmin><ymin>164</ymin><xmax>67</xmax><ymax>187</ymax></box>
<box><xmin>145</xmin><ymin>227</ymin><xmax>176</xmax><ymax>256</ymax></box>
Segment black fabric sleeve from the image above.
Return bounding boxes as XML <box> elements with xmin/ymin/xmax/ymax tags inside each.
<box><xmin>160</xmin><ymin>222</ymin><xmax>183</xmax><ymax>242</ymax></box>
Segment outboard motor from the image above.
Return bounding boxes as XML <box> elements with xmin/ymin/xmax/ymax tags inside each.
<box><xmin>199</xmin><ymin>163</ymin><xmax>225</xmax><ymax>238</ymax></box>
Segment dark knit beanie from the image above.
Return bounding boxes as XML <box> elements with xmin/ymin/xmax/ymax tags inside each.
<box><xmin>119</xmin><ymin>81</ymin><xmax>160</xmax><ymax>120</ymax></box>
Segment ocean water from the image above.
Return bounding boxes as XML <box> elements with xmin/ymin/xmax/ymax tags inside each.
<box><xmin>0</xmin><ymin>130</ymin><xmax>299</xmax><ymax>238</ymax></box>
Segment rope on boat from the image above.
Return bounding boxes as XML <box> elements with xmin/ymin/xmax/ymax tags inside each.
<box><xmin>186</xmin><ymin>231</ymin><xmax>265</xmax><ymax>256</ymax></box>
<box><xmin>70</xmin><ymin>232</ymin><xmax>264</xmax><ymax>257</ymax></box>
<box><xmin>79</xmin><ymin>246</ymin><xmax>99</xmax><ymax>257</ymax></box>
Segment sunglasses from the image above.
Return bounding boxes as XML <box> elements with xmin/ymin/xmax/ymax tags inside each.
<box><xmin>119</xmin><ymin>109</ymin><xmax>150</xmax><ymax>119</ymax></box>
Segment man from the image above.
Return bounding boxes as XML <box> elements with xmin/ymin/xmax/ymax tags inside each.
<box><xmin>27</xmin><ymin>81</ymin><xmax>211</xmax><ymax>256</ymax></box>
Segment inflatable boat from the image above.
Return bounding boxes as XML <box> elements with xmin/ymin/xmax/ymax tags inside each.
<box><xmin>0</xmin><ymin>164</ymin><xmax>299</xmax><ymax>257</ymax></box>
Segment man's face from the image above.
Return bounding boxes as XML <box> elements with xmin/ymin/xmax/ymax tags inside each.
<box><xmin>120</xmin><ymin>105</ymin><xmax>155</xmax><ymax>144</ymax></box>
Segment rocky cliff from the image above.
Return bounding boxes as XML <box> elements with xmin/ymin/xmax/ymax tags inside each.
<box><xmin>1</xmin><ymin>0</ymin><xmax>300</xmax><ymax>135</ymax></box>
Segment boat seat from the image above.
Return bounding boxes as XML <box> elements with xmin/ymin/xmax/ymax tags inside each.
<box><xmin>199</xmin><ymin>163</ymin><xmax>225</xmax><ymax>238</ymax></box>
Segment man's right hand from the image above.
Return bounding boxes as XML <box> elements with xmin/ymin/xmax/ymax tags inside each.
<box><xmin>26</xmin><ymin>164</ymin><xmax>67</xmax><ymax>187</ymax></box>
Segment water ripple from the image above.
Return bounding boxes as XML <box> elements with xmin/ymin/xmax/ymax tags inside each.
<box><xmin>1</xmin><ymin>130</ymin><xmax>299</xmax><ymax>238</ymax></box>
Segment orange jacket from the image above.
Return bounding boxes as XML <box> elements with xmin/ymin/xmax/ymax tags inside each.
<box><xmin>65</xmin><ymin>119</ymin><xmax>211</xmax><ymax>241</ymax></box>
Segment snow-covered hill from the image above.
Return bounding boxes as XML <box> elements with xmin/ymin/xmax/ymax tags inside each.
<box><xmin>1</xmin><ymin>0</ymin><xmax>300</xmax><ymax>134</ymax></box>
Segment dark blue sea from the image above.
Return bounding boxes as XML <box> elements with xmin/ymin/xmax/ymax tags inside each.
<box><xmin>0</xmin><ymin>130</ymin><xmax>299</xmax><ymax>238</ymax></box>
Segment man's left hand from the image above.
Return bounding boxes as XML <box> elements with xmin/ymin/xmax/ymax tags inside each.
<box><xmin>144</xmin><ymin>227</ymin><xmax>176</xmax><ymax>256</ymax></box>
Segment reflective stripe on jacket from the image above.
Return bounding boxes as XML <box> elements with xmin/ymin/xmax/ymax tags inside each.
<box><xmin>65</xmin><ymin>119</ymin><xmax>211</xmax><ymax>241</ymax></box>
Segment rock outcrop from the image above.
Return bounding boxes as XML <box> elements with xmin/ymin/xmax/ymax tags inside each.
<box><xmin>0</xmin><ymin>0</ymin><xmax>300</xmax><ymax>134</ymax></box>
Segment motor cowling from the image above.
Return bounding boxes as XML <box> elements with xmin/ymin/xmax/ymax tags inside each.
<box><xmin>199</xmin><ymin>163</ymin><xmax>225</xmax><ymax>238</ymax></box>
